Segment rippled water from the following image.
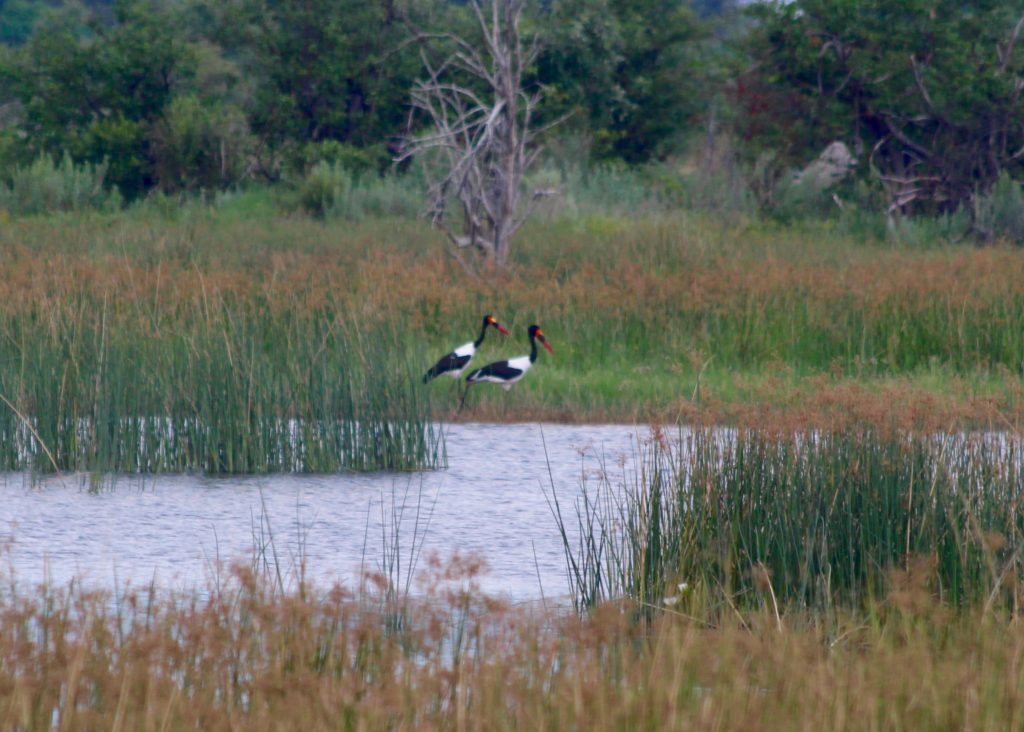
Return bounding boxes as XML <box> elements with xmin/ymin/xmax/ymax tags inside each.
<box><xmin>0</xmin><ymin>423</ymin><xmax>649</xmax><ymax>600</ymax></box>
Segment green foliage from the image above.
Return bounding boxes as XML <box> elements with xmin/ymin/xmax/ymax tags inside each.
<box><xmin>217</xmin><ymin>0</ymin><xmax>418</xmax><ymax>168</ymax></box>
<box><xmin>538</xmin><ymin>0</ymin><xmax>711</xmax><ymax>162</ymax></box>
<box><xmin>298</xmin><ymin>161</ymin><xmax>353</xmax><ymax>218</ymax></box>
<box><xmin>150</xmin><ymin>94</ymin><xmax>254</xmax><ymax>192</ymax></box>
<box><xmin>0</xmin><ymin>152</ymin><xmax>122</xmax><ymax>215</ymax></box>
<box><xmin>331</xmin><ymin>176</ymin><xmax>421</xmax><ymax>221</ymax></box>
<box><xmin>0</xmin><ymin>0</ymin><xmax>43</xmax><ymax>45</ymax></box>
<box><xmin>974</xmin><ymin>172</ymin><xmax>1024</xmax><ymax>244</ymax></box>
<box><xmin>0</xmin><ymin>127</ymin><xmax>28</xmax><ymax>173</ymax></box>
<box><xmin>0</xmin><ymin>0</ymin><xmax>197</xmax><ymax>198</ymax></box>
<box><xmin>78</xmin><ymin>115</ymin><xmax>150</xmax><ymax>196</ymax></box>
<box><xmin>533</xmin><ymin>143</ymin><xmax>755</xmax><ymax>219</ymax></box>
<box><xmin>740</xmin><ymin>0</ymin><xmax>1024</xmax><ymax>214</ymax></box>
<box><xmin>298</xmin><ymin>161</ymin><xmax>420</xmax><ymax>220</ymax></box>
<box><xmin>298</xmin><ymin>139</ymin><xmax>390</xmax><ymax>175</ymax></box>
<box><xmin>1</xmin><ymin>0</ymin><xmax>1019</xmax><ymax>229</ymax></box>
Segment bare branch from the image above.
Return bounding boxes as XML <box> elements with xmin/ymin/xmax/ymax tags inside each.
<box><xmin>400</xmin><ymin>0</ymin><xmax>558</xmax><ymax>270</ymax></box>
<box><xmin>910</xmin><ymin>56</ymin><xmax>936</xmax><ymax>112</ymax></box>
<box><xmin>998</xmin><ymin>14</ymin><xmax>1024</xmax><ymax>72</ymax></box>
<box><xmin>880</xmin><ymin>115</ymin><xmax>936</xmax><ymax>160</ymax></box>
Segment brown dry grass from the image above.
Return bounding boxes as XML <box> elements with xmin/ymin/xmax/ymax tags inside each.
<box><xmin>3</xmin><ymin>562</ymin><xmax>1024</xmax><ymax>731</ymax></box>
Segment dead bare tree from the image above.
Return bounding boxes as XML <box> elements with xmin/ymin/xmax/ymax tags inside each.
<box><xmin>398</xmin><ymin>0</ymin><xmax>558</xmax><ymax>273</ymax></box>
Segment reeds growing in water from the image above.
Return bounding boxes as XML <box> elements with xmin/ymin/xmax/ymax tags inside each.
<box><xmin>0</xmin><ymin>276</ymin><xmax>440</xmax><ymax>473</ymax></box>
<box><xmin>558</xmin><ymin>426</ymin><xmax>1024</xmax><ymax>617</ymax></box>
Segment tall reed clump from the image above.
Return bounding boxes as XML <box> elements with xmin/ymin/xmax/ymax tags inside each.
<box><xmin>0</xmin><ymin>276</ymin><xmax>440</xmax><ymax>474</ymax></box>
<box><xmin>558</xmin><ymin>426</ymin><xmax>1024</xmax><ymax>616</ymax></box>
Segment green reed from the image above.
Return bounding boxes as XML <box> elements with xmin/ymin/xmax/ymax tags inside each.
<box><xmin>0</xmin><ymin>288</ymin><xmax>440</xmax><ymax>474</ymax></box>
<box><xmin>558</xmin><ymin>427</ymin><xmax>1024</xmax><ymax>615</ymax></box>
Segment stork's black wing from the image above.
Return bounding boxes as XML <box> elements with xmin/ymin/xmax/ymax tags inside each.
<box><xmin>466</xmin><ymin>360</ymin><xmax>523</xmax><ymax>383</ymax></box>
<box><xmin>423</xmin><ymin>351</ymin><xmax>472</xmax><ymax>383</ymax></box>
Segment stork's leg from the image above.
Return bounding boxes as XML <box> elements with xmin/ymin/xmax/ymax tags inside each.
<box><xmin>457</xmin><ymin>382</ymin><xmax>473</xmax><ymax>415</ymax></box>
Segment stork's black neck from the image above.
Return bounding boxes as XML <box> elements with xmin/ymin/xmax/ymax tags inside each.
<box><xmin>529</xmin><ymin>332</ymin><xmax>539</xmax><ymax>363</ymax></box>
<box><xmin>474</xmin><ymin>319</ymin><xmax>490</xmax><ymax>348</ymax></box>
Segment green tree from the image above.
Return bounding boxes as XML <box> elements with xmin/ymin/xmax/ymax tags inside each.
<box><xmin>0</xmin><ymin>0</ymin><xmax>197</xmax><ymax>197</ymax></box>
<box><xmin>741</xmin><ymin>0</ymin><xmax>1024</xmax><ymax>220</ymax></box>
<box><xmin>150</xmin><ymin>93</ymin><xmax>252</xmax><ymax>193</ymax></box>
<box><xmin>205</xmin><ymin>0</ymin><xmax>420</xmax><ymax>174</ymax></box>
<box><xmin>537</xmin><ymin>0</ymin><xmax>708</xmax><ymax>162</ymax></box>
<box><xmin>0</xmin><ymin>0</ymin><xmax>47</xmax><ymax>45</ymax></box>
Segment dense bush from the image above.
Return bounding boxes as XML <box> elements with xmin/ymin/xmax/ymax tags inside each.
<box><xmin>974</xmin><ymin>172</ymin><xmax>1024</xmax><ymax>244</ymax></box>
<box><xmin>0</xmin><ymin>153</ymin><xmax>122</xmax><ymax>214</ymax></box>
<box><xmin>298</xmin><ymin>161</ymin><xmax>421</xmax><ymax>220</ymax></box>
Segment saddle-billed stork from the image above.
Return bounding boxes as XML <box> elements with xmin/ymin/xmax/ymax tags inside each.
<box><xmin>422</xmin><ymin>314</ymin><xmax>510</xmax><ymax>383</ymax></box>
<box><xmin>460</xmin><ymin>324</ymin><xmax>553</xmax><ymax>410</ymax></box>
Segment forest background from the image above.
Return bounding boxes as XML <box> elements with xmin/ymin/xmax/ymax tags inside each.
<box><xmin>1</xmin><ymin>0</ymin><xmax>1022</xmax><ymax>232</ymax></box>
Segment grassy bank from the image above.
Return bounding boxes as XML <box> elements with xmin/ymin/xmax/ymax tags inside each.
<box><xmin>2</xmin><ymin>562</ymin><xmax>1023</xmax><ymax>730</ymax></box>
<box><xmin>0</xmin><ymin>202</ymin><xmax>1022</xmax><ymax>473</ymax></box>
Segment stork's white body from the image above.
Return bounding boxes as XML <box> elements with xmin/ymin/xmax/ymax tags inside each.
<box><xmin>459</xmin><ymin>324</ymin><xmax>552</xmax><ymax>412</ymax></box>
<box><xmin>442</xmin><ymin>341</ymin><xmax>475</xmax><ymax>378</ymax></box>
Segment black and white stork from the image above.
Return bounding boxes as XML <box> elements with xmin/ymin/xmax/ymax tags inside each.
<box><xmin>462</xmin><ymin>324</ymin><xmax>553</xmax><ymax>403</ymax></box>
<box><xmin>422</xmin><ymin>314</ymin><xmax>510</xmax><ymax>384</ymax></box>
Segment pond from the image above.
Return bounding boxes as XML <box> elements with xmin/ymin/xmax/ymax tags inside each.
<box><xmin>0</xmin><ymin>423</ymin><xmax>649</xmax><ymax>600</ymax></box>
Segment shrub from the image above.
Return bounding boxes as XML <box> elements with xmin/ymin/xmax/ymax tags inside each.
<box><xmin>150</xmin><ymin>95</ymin><xmax>254</xmax><ymax>193</ymax></box>
<box><xmin>298</xmin><ymin>161</ymin><xmax>421</xmax><ymax>220</ymax></box>
<box><xmin>299</xmin><ymin>139</ymin><xmax>390</xmax><ymax>175</ymax></box>
<box><xmin>327</xmin><ymin>175</ymin><xmax>421</xmax><ymax>220</ymax></box>
<box><xmin>974</xmin><ymin>172</ymin><xmax>1024</xmax><ymax>244</ymax></box>
<box><xmin>0</xmin><ymin>152</ymin><xmax>122</xmax><ymax>215</ymax></box>
<box><xmin>298</xmin><ymin>161</ymin><xmax>353</xmax><ymax>218</ymax></box>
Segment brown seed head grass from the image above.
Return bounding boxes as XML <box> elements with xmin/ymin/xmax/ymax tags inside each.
<box><xmin>3</xmin><ymin>561</ymin><xmax>1024</xmax><ymax>730</ymax></box>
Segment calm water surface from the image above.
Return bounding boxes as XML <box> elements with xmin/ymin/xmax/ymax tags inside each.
<box><xmin>0</xmin><ymin>423</ymin><xmax>650</xmax><ymax>600</ymax></box>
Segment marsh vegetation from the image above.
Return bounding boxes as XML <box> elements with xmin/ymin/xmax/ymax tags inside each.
<box><xmin>1</xmin><ymin>200</ymin><xmax>1023</xmax><ymax>725</ymax></box>
<box><xmin>0</xmin><ymin>182</ymin><xmax>1020</xmax><ymax>728</ymax></box>
<box><xmin>1</xmin><ymin>192</ymin><xmax>1022</xmax><ymax>474</ymax></box>
<box><xmin>2</xmin><ymin>0</ymin><xmax>1024</xmax><ymax>726</ymax></box>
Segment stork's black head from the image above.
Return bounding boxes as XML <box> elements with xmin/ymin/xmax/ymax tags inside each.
<box><xmin>528</xmin><ymin>324</ymin><xmax>554</xmax><ymax>353</ymax></box>
<box><xmin>483</xmin><ymin>314</ymin><xmax>510</xmax><ymax>335</ymax></box>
